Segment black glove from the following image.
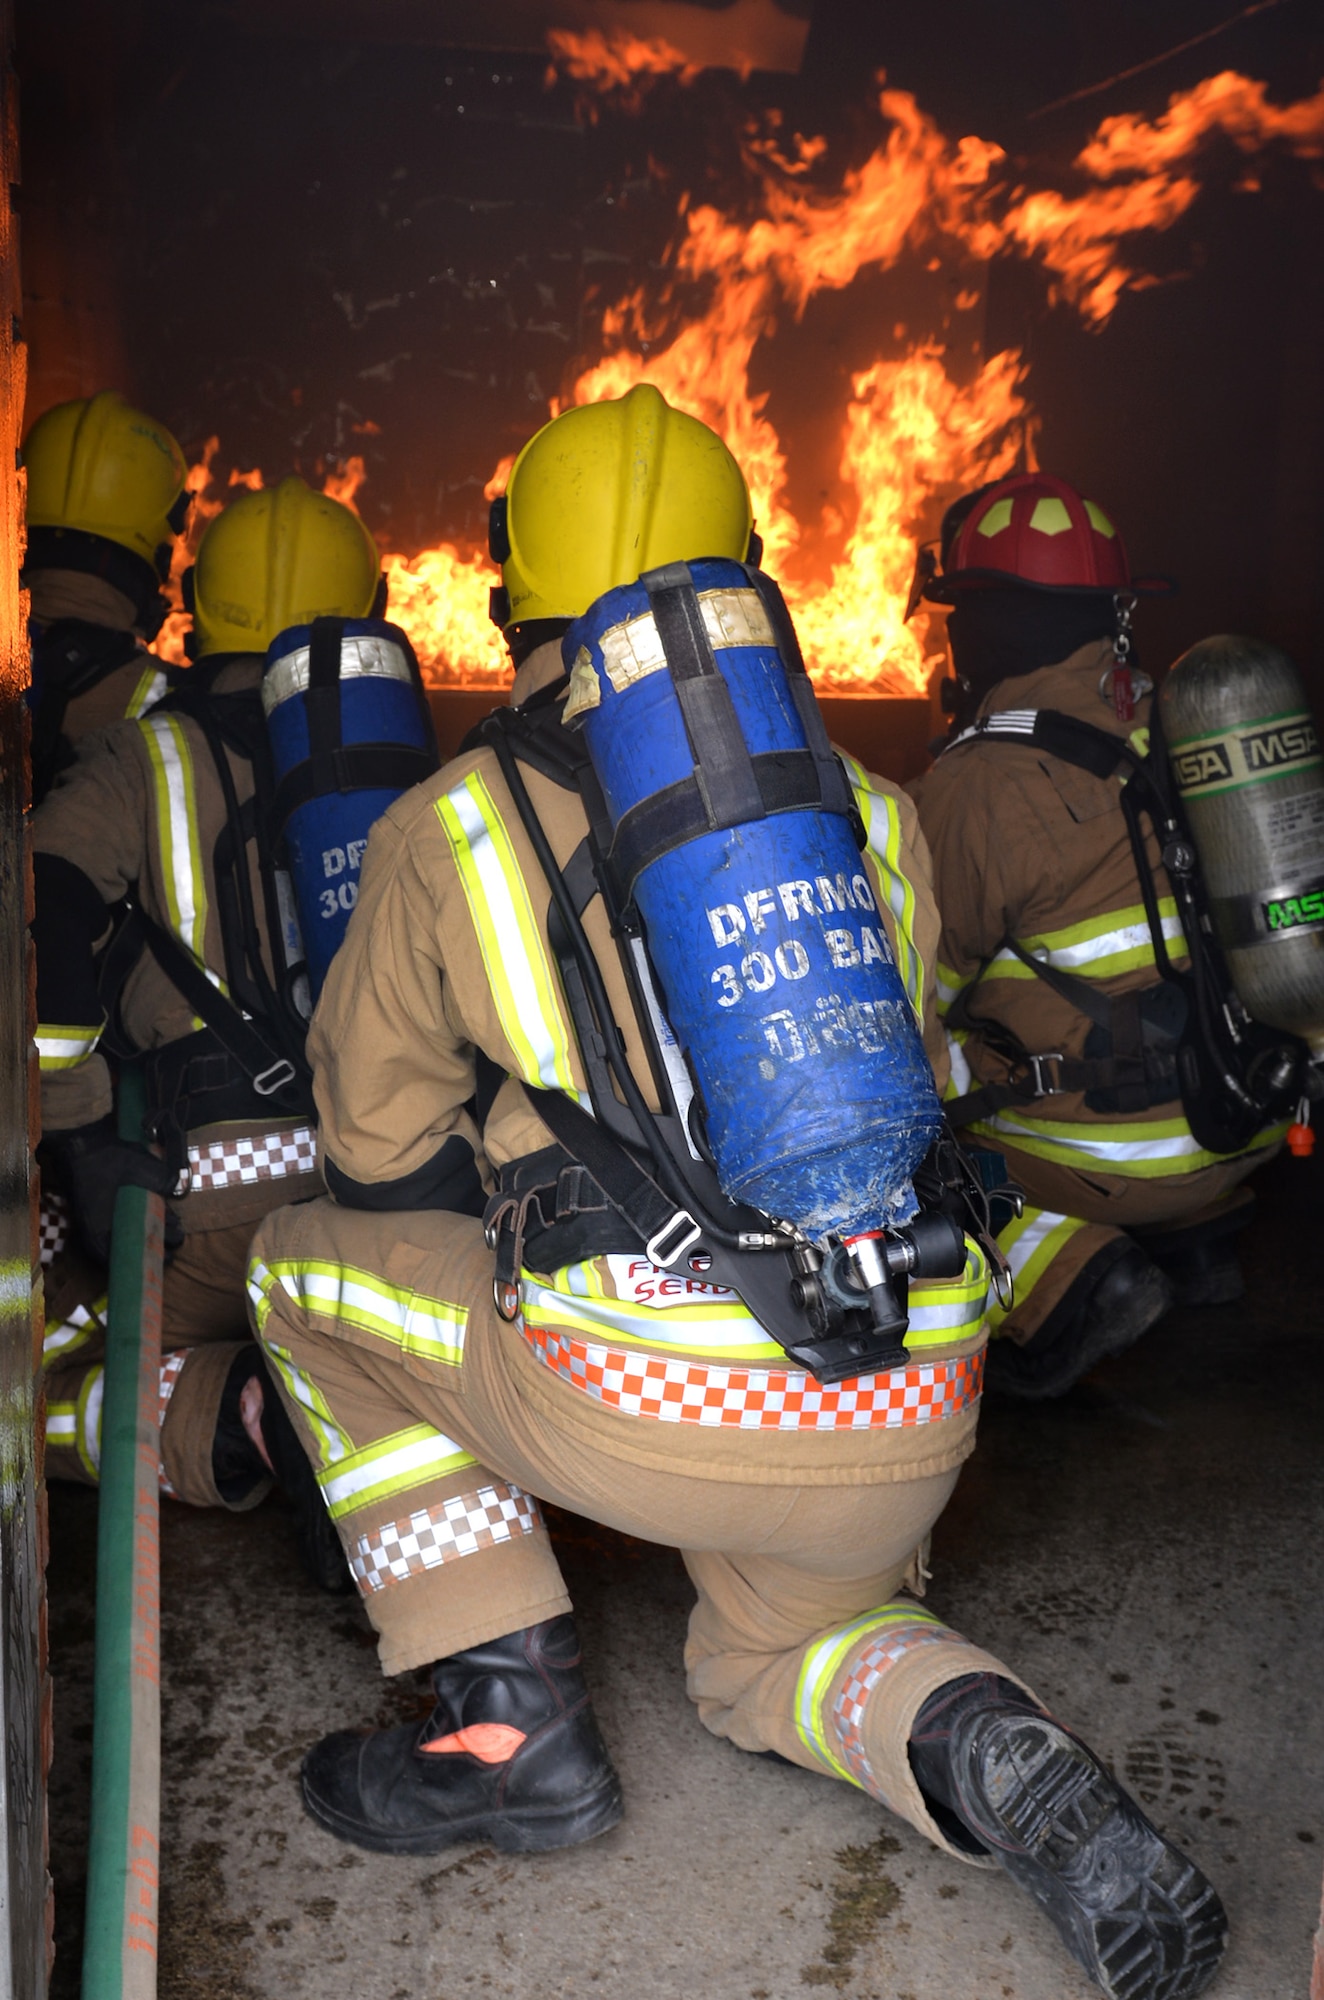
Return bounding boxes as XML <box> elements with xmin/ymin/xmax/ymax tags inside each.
<box><xmin>39</xmin><ymin>1117</ymin><xmax>184</xmax><ymax>1265</ymax></box>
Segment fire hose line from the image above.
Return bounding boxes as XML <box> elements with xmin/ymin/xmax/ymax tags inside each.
<box><xmin>82</xmin><ymin>1069</ymin><xmax>162</xmax><ymax>2000</ymax></box>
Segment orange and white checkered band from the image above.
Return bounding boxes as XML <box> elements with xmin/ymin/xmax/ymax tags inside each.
<box><xmin>186</xmin><ymin>1126</ymin><xmax>318</xmax><ymax>1194</ymax></box>
<box><xmin>834</xmin><ymin>1622</ymin><xmax>968</xmax><ymax>1802</ymax></box>
<box><xmin>519</xmin><ymin>1323</ymin><xmax>984</xmax><ymax>1431</ymax></box>
<box><xmin>40</xmin><ymin>1193</ymin><xmax>70</xmax><ymax>1267</ymax></box>
<box><xmin>350</xmin><ymin>1483</ymin><xmax>541</xmax><ymax>1595</ymax></box>
<box><xmin>157</xmin><ymin>1350</ymin><xmax>188</xmax><ymax>1500</ymax></box>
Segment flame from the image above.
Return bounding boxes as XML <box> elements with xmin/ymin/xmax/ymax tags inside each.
<box><xmin>153</xmin><ymin>69</ymin><xmax>1324</xmax><ymax>695</ymax></box>
<box><xmin>544</xmin><ymin>27</ymin><xmax>699</xmax><ymax>116</ymax></box>
<box><xmin>153</xmin><ymin>436</ymin><xmax>225</xmax><ymax>666</ymax></box>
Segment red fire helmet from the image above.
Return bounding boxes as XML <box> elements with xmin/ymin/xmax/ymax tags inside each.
<box><xmin>925</xmin><ymin>471</ymin><xmax>1132</xmax><ymax>600</ymax></box>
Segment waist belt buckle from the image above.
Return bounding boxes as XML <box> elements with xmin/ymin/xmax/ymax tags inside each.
<box><xmin>646</xmin><ymin>1209</ymin><xmax>701</xmax><ymax>1269</ymax></box>
<box><xmin>1026</xmin><ymin>1051</ymin><xmax>1066</xmax><ymax>1097</ymax></box>
<box><xmin>253</xmin><ymin>1058</ymin><xmax>297</xmax><ymax>1097</ymax></box>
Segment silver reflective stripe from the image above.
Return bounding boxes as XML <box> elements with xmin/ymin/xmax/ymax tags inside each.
<box><xmin>139</xmin><ymin>713</ymin><xmax>223</xmax><ymax>989</ymax></box>
<box><xmin>262</xmin><ymin>631</ymin><xmax>415</xmax><ymax>713</ymax></box>
<box><xmin>993</xmin><ymin>908</ymin><xmax>1184</xmax><ymax>978</ymax></box>
<box><xmin>318</xmin><ymin>1427</ymin><xmax>476</xmax><ymax>1515</ymax></box>
<box><xmin>945</xmin><ymin>709</ymin><xmax>1038</xmax><ymax>751</ymax></box>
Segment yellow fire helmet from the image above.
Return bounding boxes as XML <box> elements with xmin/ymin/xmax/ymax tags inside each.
<box><xmin>23</xmin><ymin>391</ymin><xmax>189</xmax><ymax>625</ymax></box>
<box><xmin>490</xmin><ymin>383</ymin><xmax>755</xmax><ymax>636</ymax></box>
<box><xmin>186</xmin><ymin>476</ymin><xmax>382</xmax><ymax>659</ymax></box>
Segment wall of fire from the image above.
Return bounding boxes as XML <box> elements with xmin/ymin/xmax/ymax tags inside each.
<box><xmin>15</xmin><ymin>0</ymin><xmax>1324</xmax><ymax>708</ymax></box>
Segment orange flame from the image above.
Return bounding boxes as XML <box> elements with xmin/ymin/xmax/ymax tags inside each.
<box><xmin>544</xmin><ymin>27</ymin><xmax>699</xmax><ymax>115</ymax></box>
<box><xmin>153</xmin><ymin>70</ymin><xmax>1324</xmax><ymax>695</ymax></box>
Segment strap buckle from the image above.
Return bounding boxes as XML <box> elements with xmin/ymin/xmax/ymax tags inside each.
<box><xmin>645</xmin><ymin>1208</ymin><xmax>702</xmax><ymax>1269</ymax></box>
<box><xmin>253</xmin><ymin>1057</ymin><xmax>297</xmax><ymax>1097</ymax></box>
<box><xmin>1024</xmin><ymin>1051</ymin><xmax>1066</xmax><ymax>1097</ymax></box>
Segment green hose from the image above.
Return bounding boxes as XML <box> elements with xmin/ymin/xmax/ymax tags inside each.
<box><xmin>81</xmin><ymin>1071</ymin><xmax>163</xmax><ymax>2000</ymax></box>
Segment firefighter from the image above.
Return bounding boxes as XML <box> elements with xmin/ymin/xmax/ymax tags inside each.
<box><xmin>34</xmin><ymin>476</ymin><xmax>381</xmax><ymax>1581</ymax></box>
<box><xmin>911</xmin><ymin>471</ymin><xmax>1276</xmax><ymax>1399</ymax></box>
<box><xmin>22</xmin><ymin>391</ymin><xmax>190</xmax><ymax>803</ymax></box>
<box><xmin>246</xmin><ymin>390</ymin><xmax>1226</xmax><ymax>2000</ymax></box>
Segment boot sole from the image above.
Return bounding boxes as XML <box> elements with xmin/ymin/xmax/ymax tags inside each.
<box><xmin>300</xmin><ymin>1768</ymin><xmax>625</xmax><ymax>1858</ymax></box>
<box><xmin>969</xmin><ymin>1714</ymin><xmax>1227</xmax><ymax>2000</ymax></box>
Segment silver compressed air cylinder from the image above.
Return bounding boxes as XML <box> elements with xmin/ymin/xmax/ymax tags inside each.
<box><xmin>1161</xmin><ymin>634</ymin><xmax>1324</xmax><ymax>1055</ymax></box>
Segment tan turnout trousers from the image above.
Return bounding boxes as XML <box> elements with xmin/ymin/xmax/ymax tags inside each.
<box><xmin>251</xmin><ymin>1200</ymin><xmax>1027</xmax><ymax>1861</ymax></box>
<box><xmin>247</xmin><ymin>638</ymin><xmax>1033</xmax><ymax>1861</ymax></box>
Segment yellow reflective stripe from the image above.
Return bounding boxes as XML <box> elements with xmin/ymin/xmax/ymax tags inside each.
<box><xmin>45</xmin><ymin>1402</ymin><xmax>78</xmax><ymax>1447</ymax></box>
<box><xmin>125</xmin><ymin>663</ymin><xmax>168</xmax><ymax>718</ymax></box>
<box><xmin>971</xmin><ymin>1108</ymin><xmax>1285</xmax><ymax>1177</ymax></box>
<box><xmin>989</xmin><ymin>899</ymin><xmax>1184</xmax><ymax>982</ymax></box>
<box><xmin>317</xmin><ymin>1424</ymin><xmax>478</xmax><ymax>1521</ymax></box>
<box><xmin>795</xmin><ymin>1604</ymin><xmax>944</xmax><ymax>1778</ymax></box>
<box><xmin>254</xmin><ymin>1256</ymin><xmax>467</xmax><ymax>1367</ymax></box>
<box><xmin>906</xmin><ymin>1245</ymin><xmax>989</xmax><ymax>1347</ymax></box>
<box><xmin>139</xmin><ymin>714</ymin><xmax>228</xmax><ymax>1010</ymax></box>
<box><xmin>526</xmin><ymin>1241</ymin><xmax>986</xmax><ymax>1359</ymax></box>
<box><xmin>986</xmin><ymin>1208</ymin><xmax>1086</xmax><ymax>1334</ymax></box>
<box><xmin>842</xmin><ymin>755</ymin><xmax>923</xmax><ymax>1021</ymax></box>
<box><xmin>435</xmin><ymin>771</ymin><xmax>582</xmax><ymax>1096</ymax></box>
<box><xmin>265</xmin><ymin>1347</ymin><xmax>356</xmax><ymax>1475</ymax></box>
<box><xmin>43</xmin><ymin>1295</ymin><xmax>106</xmax><ymax>1365</ymax></box>
<box><xmin>935</xmin><ymin>960</ymin><xmax>963</xmax><ymax>1014</ymax></box>
<box><xmin>523</xmin><ymin>1269</ymin><xmax>782</xmax><ymax>1362</ymax></box>
<box><xmin>76</xmin><ymin>1366</ymin><xmax>105</xmax><ymax>1478</ymax></box>
<box><xmin>942</xmin><ymin>1026</ymin><xmax>973</xmax><ymax>1100</ymax></box>
<box><xmin>36</xmin><ymin>1023</ymin><xmax>103</xmax><ymax>1070</ymax></box>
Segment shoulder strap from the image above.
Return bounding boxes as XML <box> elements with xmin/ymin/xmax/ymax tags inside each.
<box><xmin>30</xmin><ymin>622</ymin><xmax>143</xmax><ymax>803</ymax></box>
<box><xmin>128</xmin><ymin>903</ymin><xmax>299</xmax><ymax>1099</ymax></box>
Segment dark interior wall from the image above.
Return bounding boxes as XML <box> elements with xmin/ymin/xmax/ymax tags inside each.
<box><xmin>14</xmin><ymin>0</ymin><xmax>1324</xmax><ymax>699</ymax></box>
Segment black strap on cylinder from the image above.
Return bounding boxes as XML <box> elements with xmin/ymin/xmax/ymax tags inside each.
<box><xmin>131</xmin><ymin>903</ymin><xmax>303</xmax><ymax>1101</ymax></box>
<box><xmin>268</xmin><ymin>617</ymin><xmax>437</xmax><ymax>841</ymax></box>
<box><xmin>607</xmin><ymin>747</ymin><xmax>831</xmax><ymax>901</ymax></box>
<box><xmin>744</xmin><ymin>565</ymin><xmax>856</xmax><ymax>823</ymax></box>
<box><xmin>641</xmin><ymin>561</ymin><xmax>768</xmax><ymax>832</ymax></box>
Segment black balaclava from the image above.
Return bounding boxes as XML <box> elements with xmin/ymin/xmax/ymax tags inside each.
<box><xmin>947</xmin><ymin>585</ymin><xmax>1117</xmax><ymax>728</ymax></box>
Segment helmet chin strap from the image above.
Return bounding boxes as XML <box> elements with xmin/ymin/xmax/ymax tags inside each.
<box><xmin>1102</xmin><ymin>592</ymin><xmax>1140</xmax><ymax>724</ymax></box>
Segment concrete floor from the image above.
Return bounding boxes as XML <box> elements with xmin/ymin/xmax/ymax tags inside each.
<box><xmin>48</xmin><ymin>1146</ymin><xmax>1324</xmax><ymax>2000</ymax></box>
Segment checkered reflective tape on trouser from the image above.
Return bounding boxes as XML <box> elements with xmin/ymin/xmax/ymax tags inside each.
<box><xmin>833</xmin><ymin>1618</ymin><xmax>973</xmax><ymax>1808</ymax></box>
<box><xmin>40</xmin><ymin>1193</ymin><xmax>70</xmax><ymax>1267</ymax></box>
<box><xmin>520</xmin><ymin>1321</ymin><xmax>983</xmax><ymax>1430</ymax></box>
<box><xmin>47</xmin><ymin>1352</ymin><xmax>188</xmax><ymax>1495</ymax></box>
<box><xmin>187</xmin><ymin>1127</ymin><xmax>319</xmax><ymax>1194</ymax></box>
<box><xmin>350</xmin><ymin>1483</ymin><xmax>542</xmax><ymax>1595</ymax></box>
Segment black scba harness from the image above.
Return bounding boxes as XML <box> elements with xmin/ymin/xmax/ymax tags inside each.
<box><xmin>99</xmin><ymin>657</ymin><xmax>316</xmax><ymax>1175</ymax></box>
<box><xmin>102</xmin><ymin>620</ymin><xmax>441</xmax><ymax>1177</ymax></box>
<box><xmin>474</xmin><ymin>564</ymin><xmax>1010</xmax><ymax>1387</ymax></box>
<box><xmin>29</xmin><ymin>621</ymin><xmax>146</xmax><ymax>806</ymax></box>
<box><xmin>942</xmin><ymin>705</ymin><xmax>1307</xmax><ymax>1155</ymax></box>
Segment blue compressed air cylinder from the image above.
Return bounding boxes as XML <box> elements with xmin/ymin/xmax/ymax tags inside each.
<box><xmin>263</xmin><ymin>619</ymin><xmax>435</xmax><ymax>996</ymax></box>
<box><xmin>563</xmin><ymin>558</ymin><xmax>941</xmax><ymax>1239</ymax></box>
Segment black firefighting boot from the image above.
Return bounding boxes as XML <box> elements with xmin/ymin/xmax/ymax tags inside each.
<box><xmin>985</xmin><ymin>1240</ymin><xmax>1174</xmax><ymax>1400</ymax></box>
<box><xmin>909</xmin><ymin>1673</ymin><xmax>1227</xmax><ymax>2000</ymax></box>
<box><xmin>212</xmin><ymin>1344</ymin><xmax>352</xmax><ymax>1593</ymax></box>
<box><xmin>300</xmin><ymin>1615</ymin><xmax>624</xmax><ymax>1856</ymax></box>
<box><xmin>1131</xmin><ymin>1195</ymin><xmax>1254</xmax><ymax>1309</ymax></box>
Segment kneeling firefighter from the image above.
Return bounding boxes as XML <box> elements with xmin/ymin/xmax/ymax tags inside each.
<box><xmin>22</xmin><ymin>391</ymin><xmax>190</xmax><ymax>803</ymax></box>
<box><xmin>33</xmin><ymin>475</ymin><xmax>437</xmax><ymax>1583</ymax></box>
<box><xmin>911</xmin><ymin>472</ymin><xmax>1306</xmax><ymax>1398</ymax></box>
<box><xmin>247</xmin><ymin>387</ymin><xmax>1226</xmax><ymax>2000</ymax></box>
